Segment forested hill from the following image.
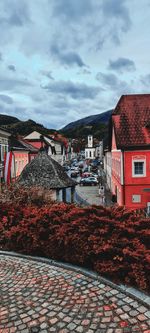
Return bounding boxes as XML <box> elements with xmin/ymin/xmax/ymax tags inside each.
<box><xmin>0</xmin><ymin>115</ymin><xmax>56</xmax><ymax>136</ymax></box>
<box><xmin>60</xmin><ymin>110</ymin><xmax>112</xmax><ymax>140</ymax></box>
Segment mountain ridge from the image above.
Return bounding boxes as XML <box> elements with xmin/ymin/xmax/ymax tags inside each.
<box><xmin>61</xmin><ymin>110</ymin><xmax>112</xmax><ymax>131</ymax></box>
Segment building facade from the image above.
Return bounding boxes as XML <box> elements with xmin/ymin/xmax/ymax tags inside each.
<box><xmin>110</xmin><ymin>94</ymin><xmax>150</xmax><ymax>209</ymax></box>
<box><xmin>10</xmin><ymin>136</ymin><xmax>38</xmax><ymax>179</ymax></box>
<box><xmin>24</xmin><ymin>131</ymin><xmax>66</xmax><ymax>165</ymax></box>
<box><xmin>104</xmin><ymin>150</ymin><xmax>112</xmax><ymax>190</ymax></box>
<box><xmin>0</xmin><ymin>127</ymin><xmax>11</xmax><ymax>181</ymax></box>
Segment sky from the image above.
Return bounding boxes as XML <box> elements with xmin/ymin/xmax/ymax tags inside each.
<box><xmin>0</xmin><ymin>0</ymin><xmax>150</xmax><ymax>129</ymax></box>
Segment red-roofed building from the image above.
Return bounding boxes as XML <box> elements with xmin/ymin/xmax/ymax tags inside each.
<box><xmin>109</xmin><ymin>94</ymin><xmax>150</xmax><ymax>210</ymax></box>
<box><xmin>24</xmin><ymin>131</ymin><xmax>67</xmax><ymax>165</ymax></box>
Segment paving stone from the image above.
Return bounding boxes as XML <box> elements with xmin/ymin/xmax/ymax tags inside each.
<box><xmin>145</xmin><ymin>311</ymin><xmax>150</xmax><ymax>318</ymax></box>
<box><xmin>0</xmin><ymin>254</ymin><xmax>149</xmax><ymax>333</ymax></box>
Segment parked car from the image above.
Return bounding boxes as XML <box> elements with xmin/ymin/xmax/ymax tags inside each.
<box><xmin>79</xmin><ymin>177</ymin><xmax>98</xmax><ymax>186</ymax></box>
<box><xmin>70</xmin><ymin>171</ymin><xmax>78</xmax><ymax>178</ymax></box>
<box><xmin>81</xmin><ymin>172</ymin><xmax>92</xmax><ymax>178</ymax></box>
<box><xmin>83</xmin><ymin>167</ymin><xmax>88</xmax><ymax>172</ymax></box>
<box><xmin>91</xmin><ymin>173</ymin><xmax>98</xmax><ymax>179</ymax></box>
<box><xmin>71</xmin><ymin>166</ymin><xmax>79</xmax><ymax>173</ymax></box>
<box><xmin>63</xmin><ymin>165</ymin><xmax>70</xmax><ymax>171</ymax></box>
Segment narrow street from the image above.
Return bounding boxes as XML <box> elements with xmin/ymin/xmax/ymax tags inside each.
<box><xmin>75</xmin><ymin>168</ymin><xmax>113</xmax><ymax>207</ymax></box>
<box><xmin>76</xmin><ymin>183</ymin><xmax>100</xmax><ymax>205</ymax></box>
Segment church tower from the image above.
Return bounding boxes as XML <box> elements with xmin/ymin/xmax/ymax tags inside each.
<box><xmin>88</xmin><ymin>135</ymin><xmax>93</xmax><ymax>148</ymax></box>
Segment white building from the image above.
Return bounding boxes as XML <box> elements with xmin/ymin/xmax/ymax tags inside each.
<box><xmin>85</xmin><ymin>135</ymin><xmax>96</xmax><ymax>159</ymax></box>
<box><xmin>95</xmin><ymin>140</ymin><xmax>103</xmax><ymax>160</ymax></box>
<box><xmin>85</xmin><ymin>135</ymin><xmax>103</xmax><ymax>160</ymax></box>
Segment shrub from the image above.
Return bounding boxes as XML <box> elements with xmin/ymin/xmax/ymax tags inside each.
<box><xmin>0</xmin><ymin>188</ymin><xmax>150</xmax><ymax>292</ymax></box>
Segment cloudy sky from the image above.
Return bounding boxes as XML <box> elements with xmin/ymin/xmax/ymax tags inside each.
<box><xmin>0</xmin><ymin>0</ymin><xmax>150</xmax><ymax>129</ymax></box>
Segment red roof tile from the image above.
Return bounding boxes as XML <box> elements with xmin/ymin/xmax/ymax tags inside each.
<box><xmin>112</xmin><ymin>94</ymin><xmax>150</xmax><ymax>148</ymax></box>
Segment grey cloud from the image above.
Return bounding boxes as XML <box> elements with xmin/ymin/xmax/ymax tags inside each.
<box><xmin>96</xmin><ymin>72</ymin><xmax>130</xmax><ymax>93</ymax></box>
<box><xmin>0</xmin><ymin>102</ymin><xmax>27</xmax><ymax>119</ymax></box>
<box><xmin>51</xmin><ymin>44</ymin><xmax>86</xmax><ymax>67</ymax></box>
<box><xmin>0</xmin><ymin>94</ymin><xmax>13</xmax><ymax>104</ymax></box>
<box><xmin>0</xmin><ymin>77</ymin><xmax>32</xmax><ymax>91</ymax></box>
<box><xmin>82</xmin><ymin>69</ymin><xmax>91</xmax><ymax>75</ymax></box>
<box><xmin>141</xmin><ymin>74</ymin><xmax>150</xmax><ymax>87</ymax></box>
<box><xmin>108</xmin><ymin>57</ymin><xmax>136</xmax><ymax>72</ymax></box>
<box><xmin>42</xmin><ymin>80</ymin><xmax>100</xmax><ymax>100</ymax></box>
<box><xmin>0</xmin><ymin>0</ymin><xmax>31</xmax><ymax>27</ymax></box>
<box><xmin>101</xmin><ymin>0</ymin><xmax>131</xmax><ymax>32</ymax></box>
<box><xmin>41</xmin><ymin>70</ymin><xmax>54</xmax><ymax>80</ymax></box>
<box><xmin>52</xmin><ymin>0</ymin><xmax>93</xmax><ymax>21</ymax></box>
<box><xmin>8</xmin><ymin>65</ymin><xmax>16</xmax><ymax>72</ymax></box>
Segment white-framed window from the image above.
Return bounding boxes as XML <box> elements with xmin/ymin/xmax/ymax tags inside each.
<box><xmin>132</xmin><ymin>159</ymin><xmax>146</xmax><ymax>177</ymax></box>
<box><xmin>132</xmin><ymin>194</ymin><xmax>141</xmax><ymax>203</ymax></box>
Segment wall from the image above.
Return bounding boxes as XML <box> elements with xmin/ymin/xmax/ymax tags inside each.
<box><xmin>104</xmin><ymin>151</ymin><xmax>112</xmax><ymax>190</ymax></box>
<box><xmin>111</xmin><ymin>150</ymin><xmax>123</xmax><ymax>205</ymax></box>
<box><xmin>124</xmin><ymin>150</ymin><xmax>150</xmax><ymax>208</ymax></box>
<box><xmin>124</xmin><ymin>151</ymin><xmax>150</xmax><ymax>185</ymax></box>
<box><xmin>12</xmin><ymin>151</ymin><xmax>29</xmax><ymax>178</ymax></box>
<box><xmin>125</xmin><ymin>184</ymin><xmax>150</xmax><ymax>209</ymax></box>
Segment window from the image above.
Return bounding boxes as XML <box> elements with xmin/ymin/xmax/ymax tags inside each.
<box><xmin>132</xmin><ymin>160</ymin><xmax>146</xmax><ymax>177</ymax></box>
<box><xmin>89</xmin><ymin>151</ymin><xmax>92</xmax><ymax>158</ymax></box>
<box><xmin>134</xmin><ymin>162</ymin><xmax>144</xmax><ymax>175</ymax></box>
<box><xmin>132</xmin><ymin>194</ymin><xmax>141</xmax><ymax>203</ymax></box>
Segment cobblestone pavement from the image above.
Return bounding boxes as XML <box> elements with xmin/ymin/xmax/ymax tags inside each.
<box><xmin>0</xmin><ymin>255</ymin><xmax>150</xmax><ymax>333</ymax></box>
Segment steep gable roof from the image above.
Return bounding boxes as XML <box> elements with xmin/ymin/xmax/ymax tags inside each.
<box><xmin>112</xmin><ymin>94</ymin><xmax>150</xmax><ymax>149</ymax></box>
<box><xmin>24</xmin><ymin>131</ymin><xmax>63</xmax><ymax>145</ymax></box>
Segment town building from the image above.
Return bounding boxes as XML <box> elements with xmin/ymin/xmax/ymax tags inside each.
<box><xmin>85</xmin><ymin>135</ymin><xmax>103</xmax><ymax>160</ymax></box>
<box><xmin>24</xmin><ymin>131</ymin><xmax>66</xmax><ymax>165</ymax></box>
<box><xmin>9</xmin><ymin>136</ymin><xmax>38</xmax><ymax>179</ymax></box>
<box><xmin>108</xmin><ymin>94</ymin><xmax>150</xmax><ymax>209</ymax></box>
<box><xmin>84</xmin><ymin>135</ymin><xmax>96</xmax><ymax>160</ymax></box>
<box><xmin>0</xmin><ymin>127</ymin><xmax>11</xmax><ymax>181</ymax></box>
<box><xmin>95</xmin><ymin>140</ymin><xmax>103</xmax><ymax>160</ymax></box>
<box><xmin>17</xmin><ymin>149</ymin><xmax>77</xmax><ymax>203</ymax></box>
<box><xmin>104</xmin><ymin>150</ymin><xmax>112</xmax><ymax>190</ymax></box>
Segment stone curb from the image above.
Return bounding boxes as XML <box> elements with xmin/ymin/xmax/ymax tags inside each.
<box><xmin>0</xmin><ymin>250</ymin><xmax>150</xmax><ymax>309</ymax></box>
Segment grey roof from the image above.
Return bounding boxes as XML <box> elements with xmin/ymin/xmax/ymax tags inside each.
<box><xmin>17</xmin><ymin>149</ymin><xmax>77</xmax><ymax>189</ymax></box>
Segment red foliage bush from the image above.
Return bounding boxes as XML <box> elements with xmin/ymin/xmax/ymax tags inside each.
<box><xmin>0</xmin><ymin>192</ymin><xmax>150</xmax><ymax>292</ymax></box>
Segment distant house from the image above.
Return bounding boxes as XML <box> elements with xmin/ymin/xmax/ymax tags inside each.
<box><xmin>17</xmin><ymin>149</ymin><xmax>77</xmax><ymax>203</ymax></box>
<box><xmin>108</xmin><ymin>94</ymin><xmax>150</xmax><ymax>209</ymax></box>
<box><xmin>9</xmin><ymin>136</ymin><xmax>38</xmax><ymax>179</ymax></box>
<box><xmin>0</xmin><ymin>127</ymin><xmax>11</xmax><ymax>181</ymax></box>
<box><xmin>85</xmin><ymin>135</ymin><xmax>103</xmax><ymax>160</ymax></box>
<box><xmin>24</xmin><ymin>131</ymin><xmax>66</xmax><ymax>165</ymax></box>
